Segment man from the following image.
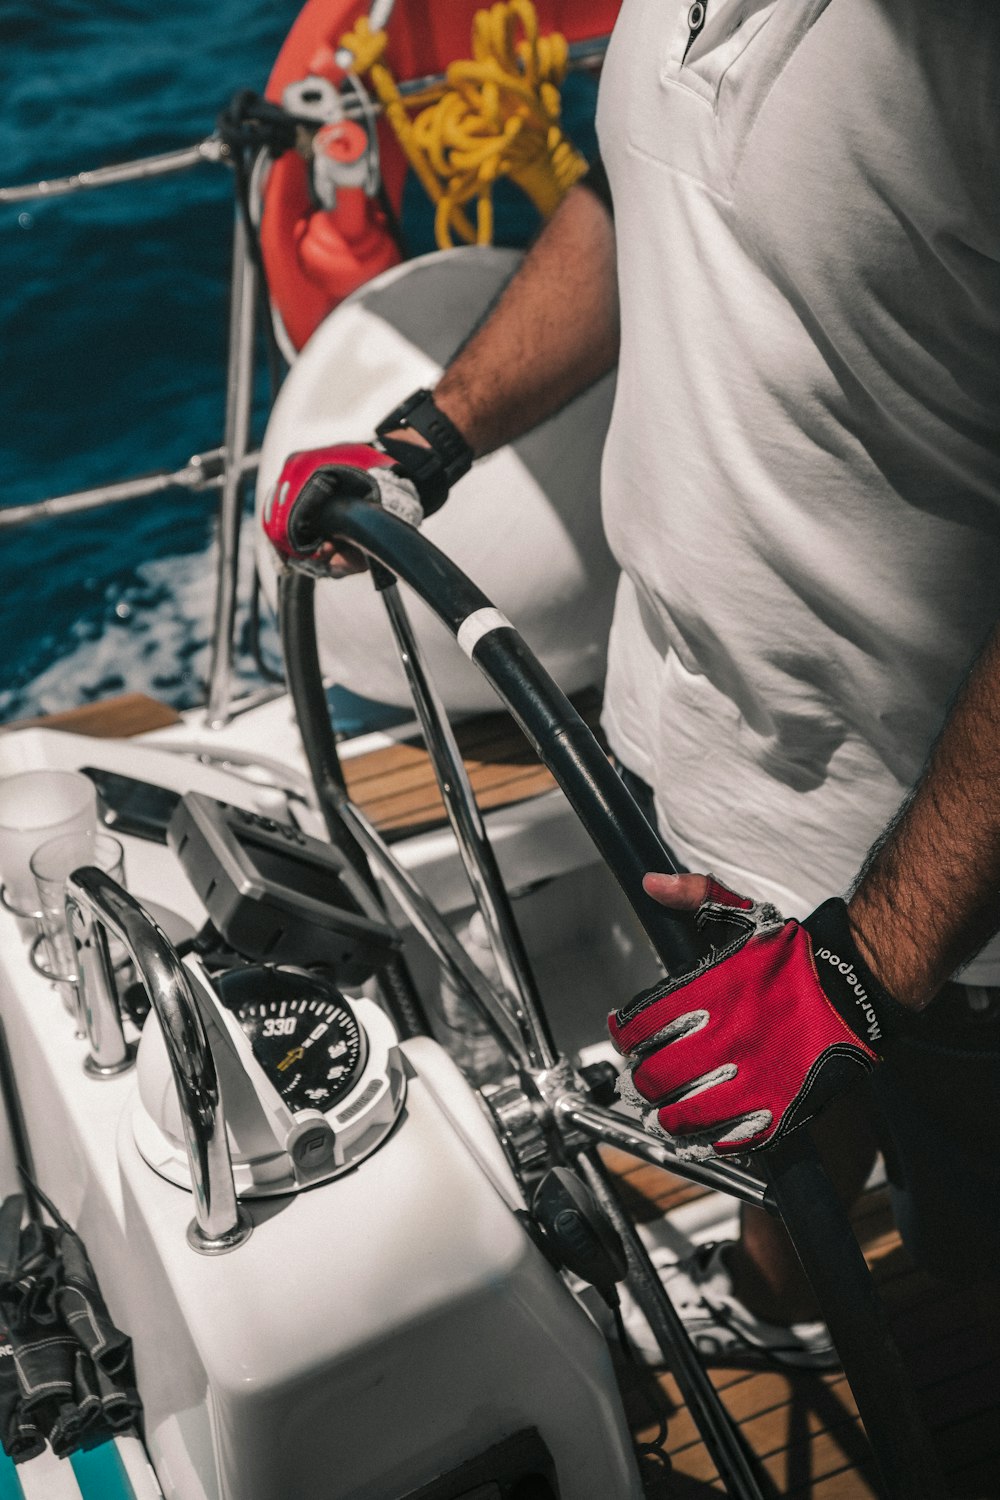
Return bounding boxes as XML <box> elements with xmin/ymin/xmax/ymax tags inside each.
<box><xmin>267</xmin><ymin>0</ymin><xmax>1000</xmax><ymax>1366</ymax></box>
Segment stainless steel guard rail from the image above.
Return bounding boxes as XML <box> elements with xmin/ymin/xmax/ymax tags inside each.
<box><xmin>65</xmin><ymin>867</ymin><xmax>253</xmax><ymax>1255</ymax></box>
<box><xmin>277</xmin><ymin>492</ymin><xmax>946</xmax><ymax>1500</ymax></box>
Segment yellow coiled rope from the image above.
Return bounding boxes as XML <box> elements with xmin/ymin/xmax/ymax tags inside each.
<box><xmin>338</xmin><ymin>0</ymin><xmax>589</xmax><ymax>249</ymax></box>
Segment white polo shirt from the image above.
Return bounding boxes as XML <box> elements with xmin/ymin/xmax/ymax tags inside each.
<box><xmin>596</xmin><ymin>0</ymin><xmax>1000</xmax><ymax>976</ymax></box>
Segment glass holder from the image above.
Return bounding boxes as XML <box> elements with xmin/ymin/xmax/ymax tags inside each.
<box><xmin>0</xmin><ymin>882</ymin><xmax>43</xmax><ymax>923</ymax></box>
<box><xmin>28</xmin><ymin>932</ymin><xmax>76</xmax><ymax>986</ymax></box>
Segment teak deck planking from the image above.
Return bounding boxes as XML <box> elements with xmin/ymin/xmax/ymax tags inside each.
<box><xmin>1</xmin><ymin>692</ymin><xmax>181</xmax><ymax>739</ymax></box>
<box><xmin>602</xmin><ymin>1146</ymin><xmax>1000</xmax><ymax>1499</ymax></box>
<box><xmin>340</xmin><ymin>687</ymin><xmax>606</xmax><ymax>835</ymax></box>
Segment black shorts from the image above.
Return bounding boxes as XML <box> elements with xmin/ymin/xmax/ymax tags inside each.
<box><xmin>614</xmin><ymin>761</ymin><xmax>1000</xmax><ymax>1283</ymax></box>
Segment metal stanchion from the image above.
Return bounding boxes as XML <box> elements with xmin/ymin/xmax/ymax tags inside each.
<box><xmin>205</xmin><ymin>208</ymin><xmax>259</xmax><ymax>729</ymax></box>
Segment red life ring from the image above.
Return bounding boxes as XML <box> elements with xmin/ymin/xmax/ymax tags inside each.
<box><xmin>261</xmin><ymin>0</ymin><xmax>620</xmax><ymax>352</ymax></box>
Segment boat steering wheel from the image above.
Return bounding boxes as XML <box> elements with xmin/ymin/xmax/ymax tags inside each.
<box><xmin>274</xmin><ymin>482</ymin><xmax>944</xmax><ymax>1500</ymax></box>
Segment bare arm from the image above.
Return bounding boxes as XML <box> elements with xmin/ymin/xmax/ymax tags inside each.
<box><xmin>430</xmin><ymin>180</ymin><xmax>619</xmax><ymax>455</ymax></box>
<box><xmin>645</xmin><ymin>622</ymin><xmax>1000</xmax><ymax>1013</ymax></box>
<box><xmin>847</xmin><ymin>622</ymin><xmax>1000</xmax><ymax>1009</ymax></box>
<box><xmin>316</xmin><ymin>180</ymin><xmax>618</xmax><ymax>572</ymax></box>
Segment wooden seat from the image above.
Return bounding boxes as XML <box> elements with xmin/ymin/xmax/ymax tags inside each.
<box><xmin>342</xmin><ymin>686</ymin><xmax>605</xmax><ymax>838</ymax></box>
<box><xmin>1</xmin><ymin>692</ymin><xmax>181</xmax><ymax>739</ymax></box>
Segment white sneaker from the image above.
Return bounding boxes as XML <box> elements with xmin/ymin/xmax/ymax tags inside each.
<box><xmin>619</xmin><ymin>1242</ymin><xmax>840</xmax><ymax>1371</ymax></box>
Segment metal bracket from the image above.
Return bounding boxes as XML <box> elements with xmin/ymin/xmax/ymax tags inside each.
<box><xmin>480</xmin><ymin>1078</ymin><xmax>551</xmax><ymax>1190</ymax></box>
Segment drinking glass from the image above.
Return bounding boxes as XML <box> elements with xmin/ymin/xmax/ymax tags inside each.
<box><xmin>0</xmin><ymin>770</ymin><xmax>98</xmax><ymax>920</ymax></box>
<box><xmin>30</xmin><ymin>831</ymin><xmax>126</xmax><ymax>1022</ymax></box>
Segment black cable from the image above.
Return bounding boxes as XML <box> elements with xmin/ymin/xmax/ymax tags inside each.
<box><xmin>217</xmin><ymin>88</ymin><xmax>301</xmax><ymax>158</ymax></box>
<box><xmin>279</xmin><ymin>571</ymin><xmax>431</xmax><ymax>1039</ymax></box>
<box><xmin>0</xmin><ymin>1022</ymin><xmax>39</xmax><ymax>1224</ymax></box>
<box><xmin>13</xmin><ymin>1172</ymin><xmax>70</xmax><ymax>1234</ymax></box>
<box><xmin>376</xmin><ymin>181</ymin><xmax>406</xmax><ymax>256</ymax></box>
<box><xmin>605</xmin><ymin>1287</ymin><xmax>673</xmax><ymax>1476</ymax></box>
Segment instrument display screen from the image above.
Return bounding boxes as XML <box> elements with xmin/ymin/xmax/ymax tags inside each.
<box><xmin>168</xmin><ymin>791</ymin><xmax>397</xmax><ymax>980</ymax></box>
<box><xmin>235</xmin><ymin>833</ymin><xmax>358</xmax><ymax>911</ymax></box>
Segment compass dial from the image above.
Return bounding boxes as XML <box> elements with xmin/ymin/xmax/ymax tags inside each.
<box><xmin>216</xmin><ymin>967</ymin><xmax>367</xmax><ymax>1113</ymax></box>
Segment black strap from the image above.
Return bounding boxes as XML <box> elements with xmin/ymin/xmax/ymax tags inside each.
<box><xmin>803</xmin><ymin>898</ymin><xmax>910</xmax><ymax>1050</ymax></box>
<box><xmin>375</xmin><ymin>389</ymin><xmax>474</xmax><ymax>515</ymax></box>
<box><xmin>0</xmin><ymin>1198</ymin><xmax>24</xmax><ymax>1282</ymax></box>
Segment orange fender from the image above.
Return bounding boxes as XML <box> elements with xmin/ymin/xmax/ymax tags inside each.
<box><xmin>261</xmin><ymin>0</ymin><xmax>620</xmax><ymax>351</ymax></box>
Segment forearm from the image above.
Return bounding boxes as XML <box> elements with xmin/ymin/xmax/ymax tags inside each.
<box><xmin>431</xmin><ymin>182</ymin><xmax>619</xmax><ymax>456</ymax></box>
<box><xmin>848</xmin><ymin>622</ymin><xmax>1000</xmax><ymax>1009</ymax></box>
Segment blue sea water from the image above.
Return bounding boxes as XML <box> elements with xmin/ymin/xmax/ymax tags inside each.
<box><xmin>0</xmin><ymin>0</ymin><xmax>304</xmax><ymax>724</ymax></box>
<box><xmin>0</xmin><ymin>4</ymin><xmax>599</xmax><ymax>732</ymax></box>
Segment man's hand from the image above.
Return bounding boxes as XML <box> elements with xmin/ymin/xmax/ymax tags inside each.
<box><xmin>262</xmin><ymin>442</ymin><xmax>425</xmax><ymax>577</ymax></box>
<box><xmin>608</xmin><ymin>874</ymin><xmax>907</xmax><ymax>1159</ymax></box>
<box><xmin>263</xmin><ymin>389</ymin><xmax>476</xmax><ymax>576</ymax></box>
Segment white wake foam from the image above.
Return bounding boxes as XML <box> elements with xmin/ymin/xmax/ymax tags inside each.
<box><xmin>1</xmin><ymin>521</ymin><xmax>279</xmax><ymax>723</ymax></box>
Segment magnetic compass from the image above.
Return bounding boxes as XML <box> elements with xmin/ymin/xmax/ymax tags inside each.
<box><xmin>133</xmin><ymin>959</ymin><xmax>406</xmax><ymax>1199</ymax></box>
<box><xmin>215</xmin><ymin>966</ymin><xmax>367</xmax><ymax>1113</ymax></box>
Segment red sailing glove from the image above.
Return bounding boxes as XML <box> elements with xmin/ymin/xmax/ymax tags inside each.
<box><xmin>263</xmin><ymin>391</ymin><xmax>474</xmax><ymax>574</ymax></box>
<box><xmin>262</xmin><ymin>443</ymin><xmax>424</xmax><ymax>575</ymax></box>
<box><xmin>609</xmin><ymin>881</ymin><xmax>908</xmax><ymax>1159</ymax></box>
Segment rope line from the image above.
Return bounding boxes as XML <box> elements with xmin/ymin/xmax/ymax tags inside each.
<box><xmin>338</xmin><ymin>0</ymin><xmax>589</xmax><ymax>249</ymax></box>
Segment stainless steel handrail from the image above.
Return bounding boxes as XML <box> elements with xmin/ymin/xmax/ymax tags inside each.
<box><xmin>0</xmin><ymin>450</ymin><xmax>260</xmax><ymax>532</ymax></box>
<box><xmin>0</xmin><ymin>138</ymin><xmax>227</xmax><ymax>205</ymax></box>
<box><xmin>0</xmin><ymin>35</ymin><xmax>610</xmax><ymax>205</ymax></box>
<box><xmin>2</xmin><ymin>30</ymin><xmax>612</xmax><ymax>721</ymax></box>
<box><xmin>65</xmin><ymin>868</ymin><xmax>252</xmax><ymax>1254</ymax></box>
